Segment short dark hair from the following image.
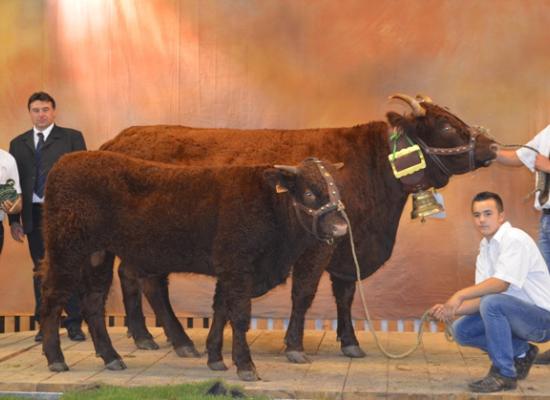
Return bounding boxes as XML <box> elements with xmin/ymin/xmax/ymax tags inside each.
<box><xmin>472</xmin><ymin>191</ymin><xmax>504</xmax><ymax>212</ymax></box>
<box><xmin>27</xmin><ymin>92</ymin><xmax>56</xmax><ymax>110</ymax></box>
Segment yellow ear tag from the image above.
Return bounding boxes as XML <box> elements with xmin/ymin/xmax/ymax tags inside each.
<box><xmin>387</xmin><ymin>144</ymin><xmax>426</xmax><ymax>178</ymax></box>
<box><xmin>275</xmin><ymin>184</ymin><xmax>288</xmax><ymax>193</ymax></box>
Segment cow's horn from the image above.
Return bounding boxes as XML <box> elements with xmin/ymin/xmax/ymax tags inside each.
<box><xmin>389</xmin><ymin>93</ymin><xmax>426</xmax><ymax>116</ymax></box>
<box><xmin>274</xmin><ymin>165</ymin><xmax>298</xmax><ymax>175</ymax></box>
<box><xmin>415</xmin><ymin>94</ymin><xmax>433</xmax><ymax>103</ymax></box>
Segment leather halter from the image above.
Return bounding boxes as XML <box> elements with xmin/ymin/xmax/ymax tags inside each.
<box><xmin>415</xmin><ymin>126</ymin><xmax>483</xmax><ymax>176</ymax></box>
<box><xmin>390</xmin><ymin>126</ymin><xmax>483</xmax><ymax>191</ymax></box>
<box><xmin>291</xmin><ymin>158</ymin><xmax>343</xmax><ymax>243</ymax></box>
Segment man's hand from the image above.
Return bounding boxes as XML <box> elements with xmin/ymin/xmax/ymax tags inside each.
<box><xmin>429</xmin><ymin>293</ymin><xmax>464</xmax><ymax>322</ymax></box>
<box><xmin>10</xmin><ymin>222</ymin><xmax>25</xmax><ymax>243</ymax></box>
<box><xmin>428</xmin><ymin>303</ymin><xmax>445</xmax><ymax>321</ymax></box>
<box><xmin>439</xmin><ymin>293</ymin><xmax>463</xmax><ymax>321</ymax></box>
<box><xmin>535</xmin><ymin>154</ymin><xmax>550</xmax><ymax>173</ymax></box>
<box><xmin>1</xmin><ymin>196</ymin><xmax>21</xmax><ymax>214</ymax></box>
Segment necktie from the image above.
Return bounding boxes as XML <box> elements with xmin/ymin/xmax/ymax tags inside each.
<box><xmin>34</xmin><ymin>132</ymin><xmax>46</xmax><ymax>198</ymax></box>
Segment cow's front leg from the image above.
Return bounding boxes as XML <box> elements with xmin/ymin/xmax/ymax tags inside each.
<box><xmin>141</xmin><ymin>275</ymin><xmax>200</xmax><ymax>357</ymax></box>
<box><xmin>206</xmin><ymin>281</ymin><xmax>228</xmax><ymax>370</ymax></box>
<box><xmin>81</xmin><ymin>253</ymin><xmax>126</xmax><ymax>370</ymax></box>
<box><xmin>331</xmin><ymin>274</ymin><xmax>366</xmax><ymax>358</ymax></box>
<box><xmin>220</xmin><ymin>275</ymin><xmax>258</xmax><ymax>381</ymax></box>
<box><xmin>118</xmin><ymin>262</ymin><xmax>158</xmax><ymax>350</ymax></box>
<box><xmin>285</xmin><ymin>244</ymin><xmax>333</xmax><ymax>363</ymax></box>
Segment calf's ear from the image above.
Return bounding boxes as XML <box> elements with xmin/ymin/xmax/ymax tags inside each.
<box><xmin>263</xmin><ymin>168</ymin><xmax>297</xmax><ymax>194</ymax></box>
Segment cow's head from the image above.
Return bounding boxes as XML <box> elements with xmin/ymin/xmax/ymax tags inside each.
<box><xmin>264</xmin><ymin>158</ymin><xmax>348</xmax><ymax>242</ymax></box>
<box><xmin>386</xmin><ymin>94</ymin><xmax>497</xmax><ymax>189</ymax></box>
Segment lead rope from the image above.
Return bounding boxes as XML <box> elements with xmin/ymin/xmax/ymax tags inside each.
<box><xmin>340</xmin><ymin>209</ymin><xmax>453</xmax><ymax>359</ymax></box>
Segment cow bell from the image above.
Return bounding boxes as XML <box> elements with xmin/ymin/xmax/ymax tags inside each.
<box><xmin>410</xmin><ymin>189</ymin><xmax>444</xmax><ymax>222</ymax></box>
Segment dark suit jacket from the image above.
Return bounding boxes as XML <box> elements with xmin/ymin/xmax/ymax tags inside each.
<box><xmin>8</xmin><ymin>125</ymin><xmax>87</xmax><ymax>233</ymax></box>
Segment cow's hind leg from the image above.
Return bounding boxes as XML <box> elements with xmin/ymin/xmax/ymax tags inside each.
<box><xmin>331</xmin><ymin>275</ymin><xmax>366</xmax><ymax>358</ymax></box>
<box><xmin>41</xmin><ymin>256</ymin><xmax>72</xmax><ymax>372</ymax></box>
<box><xmin>81</xmin><ymin>251</ymin><xmax>126</xmax><ymax>370</ymax></box>
<box><xmin>285</xmin><ymin>245</ymin><xmax>333</xmax><ymax>363</ymax></box>
<box><xmin>118</xmin><ymin>262</ymin><xmax>159</xmax><ymax>350</ymax></box>
<box><xmin>206</xmin><ymin>281</ymin><xmax>228</xmax><ymax>371</ymax></box>
<box><xmin>141</xmin><ymin>275</ymin><xmax>200</xmax><ymax>357</ymax></box>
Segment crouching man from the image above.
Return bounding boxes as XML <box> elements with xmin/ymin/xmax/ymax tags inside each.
<box><xmin>430</xmin><ymin>191</ymin><xmax>550</xmax><ymax>393</ymax></box>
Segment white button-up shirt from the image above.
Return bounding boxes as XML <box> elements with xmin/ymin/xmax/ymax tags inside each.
<box><xmin>476</xmin><ymin>221</ymin><xmax>550</xmax><ymax>312</ymax></box>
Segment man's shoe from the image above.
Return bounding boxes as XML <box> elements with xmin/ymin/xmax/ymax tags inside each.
<box><xmin>468</xmin><ymin>372</ymin><xmax>517</xmax><ymax>393</ymax></box>
<box><xmin>515</xmin><ymin>344</ymin><xmax>539</xmax><ymax>379</ymax></box>
<box><xmin>534</xmin><ymin>348</ymin><xmax>550</xmax><ymax>365</ymax></box>
<box><xmin>67</xmin><ymin>326</ymin><xmax>86</xmax><ymax>341</ymax></box>
<box><xmin>34</xmin><ymin>330</ymin><xmax>43</xmax><ymax>342</ymax></box>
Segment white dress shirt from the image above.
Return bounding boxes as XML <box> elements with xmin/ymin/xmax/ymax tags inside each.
<box><xmin>476</xmin><ymin>221</ymin><xmax>550</xmax><ymax>312</ymax></box>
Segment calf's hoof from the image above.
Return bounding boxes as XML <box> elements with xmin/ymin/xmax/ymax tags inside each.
<box><xmin>175</xmin><ymin>345</ymin><xmax>200</xmax><ymax>358</ymax></box>
<box><xmin>285</xmin><ymin>350</ymin><xmax>311</xmax><ymax>364</ymax></box>
<box><xmin>106</xmin><ymin>358</ymin><xmax>127</xmax><ymax>370</ymax></box>
<box><xmin>237</xmin><ymin>369</ymin><xmax>260</xmax><ymax>381</ymax></box>
<box><xmin>48</xmin><ymin>362</ymin><xmax>69</xmax><ymax>372</ymax></box>
<box><xmin>208</xmin><ymin>360</ymin><xmax>228</xmax><ymax>371</ymax></box>
<box><xmin>341</xmin><ymin>345</ymin><xmax>366</xmax><ymax>358</ymax></box>
<box><xmin>135</xmin><ymin>338</ymin><xmax>160</xmax><ymax>350</ymax></box>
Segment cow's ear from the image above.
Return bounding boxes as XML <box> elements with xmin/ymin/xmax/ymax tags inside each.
<box><xmin>333</xmin><ymin>162</ymin><xmax>344</xmax><ymax>170</ymax></box>
<box><xmin>386</xmin><ymin>111</ymin><xmax>407</xmax><ymax>128</ymax></box>
<box><xmin>263</xmin><ymin>168</ymin><xmax>297</xmax><ymax>194</ymax></box>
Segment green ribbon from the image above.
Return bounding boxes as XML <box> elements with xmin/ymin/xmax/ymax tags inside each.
<box><xmin>389</xmin><ymin>130</ymin><xmax>415</xmax><ymax>160</ymax></box>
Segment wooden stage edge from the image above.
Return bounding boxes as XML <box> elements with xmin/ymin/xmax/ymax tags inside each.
<box><xmin>1</xmin><ymin>327</ymin><xmax>550</xmax><ymax>399</ymax></box>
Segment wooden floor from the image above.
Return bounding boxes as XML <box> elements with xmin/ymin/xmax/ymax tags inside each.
<box><xmin>1</xmin><ymin>327</ymin><xmax>550</xmax><ymax>399</ymax></box>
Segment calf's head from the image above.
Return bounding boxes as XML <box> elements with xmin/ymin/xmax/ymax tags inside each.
<box><xmin>264</xmin><ymin>157</ymin><xmax>348</xmax><ymax>242</ymax></box>
<box><xmin>387</xmin><ymin>93</ymin><xmax>497</xmax><ymax>189</ymax></box>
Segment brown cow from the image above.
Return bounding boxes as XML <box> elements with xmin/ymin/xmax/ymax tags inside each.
<box><xmin>101</xmin><ymin>94</ymin><xmax>497</xmax><ymax>363</ymax></box>
<box><xmin>39</xmin><ymin>153</ymin><xmax>348</xmax><ymax>380</ymax></box>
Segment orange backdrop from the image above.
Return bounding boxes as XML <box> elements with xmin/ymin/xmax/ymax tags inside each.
<box><xmin>1</xmin><ymin>0</ymin><xmax>549</xmax><ymax>320</ymax></box>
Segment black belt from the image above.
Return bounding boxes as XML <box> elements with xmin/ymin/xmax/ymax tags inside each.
<box><xmin>543</xmin><ymin>209</ymin><xmax>550</xmax><ymax>215</ymax></box>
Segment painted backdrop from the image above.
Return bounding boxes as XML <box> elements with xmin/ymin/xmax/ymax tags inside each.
<box><xmin>1</xmin><ymin>0</ymin><xmax>549</xmax><ymax>320</ymax></box>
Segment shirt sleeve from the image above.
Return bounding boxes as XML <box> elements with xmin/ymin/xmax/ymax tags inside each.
<box><xmin>491</xmin><ymin>240</ymin><xmax>528</xmax><ymax>287</ymax></box>
<box><xmin>5</xmin><ymin>154</ymin><xmax>21</xmax><ymax>194</ymax></box>
<box><xmin>516</xmin><ymin>126</ymin><xmax>549</xmax><ymax>171</ymax></box>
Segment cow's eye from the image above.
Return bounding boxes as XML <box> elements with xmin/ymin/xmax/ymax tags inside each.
<box><xmin>440</xmin><ymin>124</ymin><xmax>456</xmax><ymax>135</ymax></box>
<box><xmin>303</xmin><ymin>190</ymin><xmax>316</xmax><ymax>203</ymax></box>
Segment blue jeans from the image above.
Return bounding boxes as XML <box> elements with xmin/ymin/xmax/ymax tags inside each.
<box><xmin>539</xmin><ymin>213</ymin><xmax>550</xmax><ymax>271</ymax></box>
<box><xmin>452</xmin><ymin>294</ymin><xmax>550</xmax><ymax>378</ymax></box>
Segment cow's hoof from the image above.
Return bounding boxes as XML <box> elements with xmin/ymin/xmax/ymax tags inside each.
<box><xmin>208</xmin><ymin>360</ymin><xmax>228</xmax><ymax>371</ymax></box>
<box><xmin>341</xmin><ymin>345</ymin><xmax>366</xmax><ymax>358</ymax></box>
<box><xmin>106</xmin><ymin>359</ymin><xmax>127</xmax><ymax>370</ymax></box>
<box><xmin>48</xmin><ymin>362</ymin><xmax>69</xmax><ymax>372</ymax></box>
<box><xmin>175</xmin><ymin>345</ymin><xmax>201</xmax><ymax>358</ymax></box>
<box><xmin>285</xmin><ymin>350</ymin><xmax>311</xmax><ymax>364</ymax></box>
<box><xmin>237</xmin><ymin>369</ymin><xmax>260</xmax><ymax>381</ymax></box>
<box><xmin>135</xmin><ymin>338</ymin><xmax>160</xmax><ymax>350</ymax></box>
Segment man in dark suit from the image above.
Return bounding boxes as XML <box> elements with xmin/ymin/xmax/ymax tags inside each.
<box><xmin>9</xmin><ymin>91</ymin><xmax>87</xmax><ymax>342</ymax></box>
